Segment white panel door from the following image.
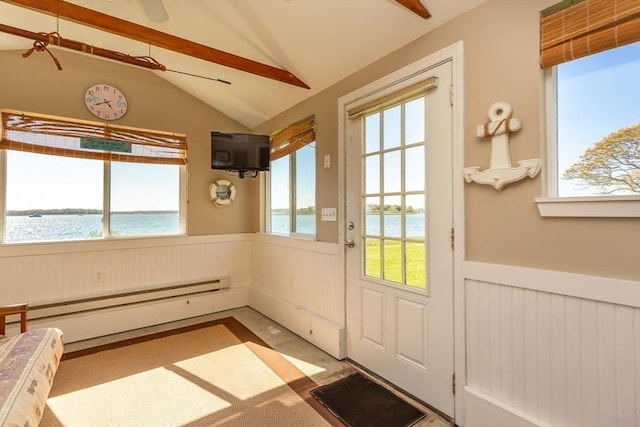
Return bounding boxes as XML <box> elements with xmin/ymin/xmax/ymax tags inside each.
<box><xmin>345</xmin><ymin>60</ymin><xmax>454</xmax><ymax>416</ymax></box>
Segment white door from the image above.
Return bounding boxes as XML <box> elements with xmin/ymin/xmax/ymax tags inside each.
<box><xmin>345</xmin><ymin>60</ymin><xmax>454</xmax><ymax>416</ymax></box>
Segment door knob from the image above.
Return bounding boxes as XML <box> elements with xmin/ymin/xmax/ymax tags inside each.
<box><xmin>344</xmin><ymin>239</ymin><xmax>355</xmax><ymax>248</ymax></box>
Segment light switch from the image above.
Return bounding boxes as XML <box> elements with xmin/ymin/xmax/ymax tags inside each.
<box><xmin>321</xmin><ymin>208</ymin><xmax>337</xmax><ymax>221</ymax></box>
<box><xmin>324</xmin><ymin>154</ymin><xmax>331</xmax><ymax>169</ymax></box>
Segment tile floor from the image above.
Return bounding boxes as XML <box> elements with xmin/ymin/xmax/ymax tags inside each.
<box><xmin>64</xmin><ymin>307</ymin><xmax>454</xmax><ymax>427</ymax></box>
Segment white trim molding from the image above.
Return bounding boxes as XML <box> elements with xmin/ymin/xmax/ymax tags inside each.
<box><xmin>535</xmin><ymin>195</ymin><xmax>640</xmax><ymax>218</ymax></box>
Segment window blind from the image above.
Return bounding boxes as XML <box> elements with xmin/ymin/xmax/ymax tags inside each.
<box><xmin>347</xmin><ymin>76</ymin><xmax>438</xmax><ymax>119</ymax></box>
<box><xmin>269</xmin><ymin>115</ymin><xmax>315</xmax><ymax>161</ymax></box>
<box><xmin>540</xmin><ymin>0</ymin><xmax>640</xmax><ymax>68</ymax></box>
<box><xmin>0</xmin><ymin>109</ymin><xmax>187</xmax><ymax>165</ymax></box>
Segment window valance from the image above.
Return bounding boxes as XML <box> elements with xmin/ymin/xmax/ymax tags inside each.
<box><xmin>0</xmin><ymin>109</ymin><xmax>187</xmax><ymax>165</ymax></box>
<box><xmin>540</xmin><ymin>0</ymin><xmax>640</xmax><ymax>68</ymax></box>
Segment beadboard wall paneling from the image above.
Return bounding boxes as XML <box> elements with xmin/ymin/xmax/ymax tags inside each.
<box><xmin>464</xmin><ymin>270</ymin><xmax>640</xmax><ymax>427</ymax></box>
<box><xmin>249</xmin><ymin>234</ymin><xmax>345</xmax><ymax>357</ymax></box>
<box><xmin>0</xmin><ymin>235</ymin><xmax>253</xmax><ymax>306</ymax></box>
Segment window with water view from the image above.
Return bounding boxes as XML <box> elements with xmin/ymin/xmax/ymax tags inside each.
<box><xmin>1</xmin><ymin>110</ymin><xmax>186</xmax><ymax>244</ymax></box>
<box><xmin>268</xmin><ymin>116</ymin><xmax>316</xmax><ymax>236</ymax></box>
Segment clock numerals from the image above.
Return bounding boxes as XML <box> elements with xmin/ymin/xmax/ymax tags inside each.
<box><xmin>84</xmin><ymin>84</ymin><xmax>127</xmax><ymax>121</ymax></box>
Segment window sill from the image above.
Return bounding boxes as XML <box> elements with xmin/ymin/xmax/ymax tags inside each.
<box><xmin>535</xmin><ymin>196</ymin><xmax>640</xmax><ymax>218</ymax></box>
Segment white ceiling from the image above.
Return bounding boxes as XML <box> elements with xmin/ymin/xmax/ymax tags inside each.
<box><xmin>0</xmin><ymin>0</ymin><xmax>485</xmax><ymax>128</ymax></box>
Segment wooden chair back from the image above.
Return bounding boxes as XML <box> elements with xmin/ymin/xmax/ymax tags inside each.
<box><xmin>0</xmin><ymin>303</ymin><xmax>28</xmax><ymax>335</ymax></box>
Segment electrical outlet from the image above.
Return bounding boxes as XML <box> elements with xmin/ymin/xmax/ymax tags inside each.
<box><xmin>93</xmin><ymin>271</ymin><xmax>104</xmax><ymax>282</ymax></box>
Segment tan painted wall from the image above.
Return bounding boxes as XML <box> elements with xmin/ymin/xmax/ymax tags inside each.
<box><xmin>253</xmin><ymin>0</ymin><xmax>640</xmax><ymax>281</ymax></box>
<box><xmin>2</xmin><ymin>1</ymin><xmax>638</xmax><ymax>280</ymax></box>
<box><xmin>0</xmin><ymin>49</ymin><xmax>257</xmax><ymax>235</ymax></box>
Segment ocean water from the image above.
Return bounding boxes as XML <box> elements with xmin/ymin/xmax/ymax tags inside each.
<box><xmin>270</xmin><ymin>213</ymin><xmax>425</xmax><ymax>237</ymax></box>
<box><xmin>6</xmin><ymin>212</ymin><xmax>426</xmax><ymax>243</ymax></box>
<box><xmin>5</xmin><ymin>213</ymin><xmax>179</xmax><ymax>243</ymax></box>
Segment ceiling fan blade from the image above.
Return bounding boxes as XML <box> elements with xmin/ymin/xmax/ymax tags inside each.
<box><xmin>139</xmin><ymin>0</ymin><xmax>168</xmax><ymax>23</ymax></box>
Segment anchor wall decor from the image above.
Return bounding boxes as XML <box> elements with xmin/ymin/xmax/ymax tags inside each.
<box><xmin>463</xmin><ymin>102</ymin><xmax>541</xmax><ymax>190</ymax></box>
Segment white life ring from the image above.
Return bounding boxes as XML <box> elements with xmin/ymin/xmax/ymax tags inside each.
<box><xmin>209</xmin><ymin>180</ymin><xmax>236</xmax><ymax>207</ymax></box>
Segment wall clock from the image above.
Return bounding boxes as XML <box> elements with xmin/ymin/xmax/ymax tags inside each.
<box><xmin>84</xmin><ymin>84</ymin><xmax>128</xmax><ymax>120</ymax></box>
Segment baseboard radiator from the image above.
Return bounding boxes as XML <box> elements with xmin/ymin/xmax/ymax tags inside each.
<box><xmin>26</xmin><ymin>277</ymin><xmax>231</xmax><ymax>322</ymax></box>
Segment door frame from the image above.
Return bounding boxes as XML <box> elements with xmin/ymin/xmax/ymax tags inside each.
<box><xmin>337</xmin><ymin>41</ymin><xmax>466</xmax><ymax>423</ymax></box>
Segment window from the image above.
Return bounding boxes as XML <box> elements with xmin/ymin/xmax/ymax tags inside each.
<box><xmin>362</xmin><ymin>96</ymin><xmax>427</xmax><ymax>289</ymax></box>
<box><xmin>1</xmin><ymin>110</ymin><xmax>187</xmax><ymax>243</ymax></box>
<box><xmin>268</xmin><ymin>116</ymin><xmax>316</xmax><ymax>236</ymax></box>
<box><xmin>537</xmin><ymin>0</ymin><xmax>640</xmax><ymax>217</ymax></box>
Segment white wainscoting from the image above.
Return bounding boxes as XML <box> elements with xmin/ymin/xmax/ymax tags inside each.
<box><xmin>0</xmin><ymin>234</ymin><xmax>253</xmax><ymax>342</ymax></box>
<box><xmin>249</xmin><ymin>234</ymin><xmax>345</xmax><ymax>359</ymax></box>
<box><xmin>463</xmin><ymin>261</ymin><xmax>640</xmax><ymax>427</ymax></box>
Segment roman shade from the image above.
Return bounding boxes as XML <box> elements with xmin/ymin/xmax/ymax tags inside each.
<box><xmin>269</xmin><ymin>116</ymin><xmax>315</xmax><ymax>161</ymax></box>
<box><xmin>540</xmin><ymin>0</ymin><xmax>640</xmax><ymax>68</ymax></box>
<box><xmin>0</xmin><ymin>109</ymin><xmax>187</xmax><ymax>165</ymax></box>
<box><xmin>347</xmin><ymin>76</ymin><xmax>438</xmax><ymax>119</ymax></box>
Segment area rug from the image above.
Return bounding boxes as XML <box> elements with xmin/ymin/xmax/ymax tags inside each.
<box><xmin>310</xmin><ymin>372</ymin><xmax>426</xmax><ymax>427</ymax></box>
<box><xmin>41</xmin><ymin>317</ymin><xmax>342</xmax><ymax>427</ymax></box>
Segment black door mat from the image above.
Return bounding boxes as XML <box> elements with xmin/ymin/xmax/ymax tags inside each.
<box><xmin>310</xmin><ymin>372</ymin><xmax>427</xmax><ymax>427</ymax></box>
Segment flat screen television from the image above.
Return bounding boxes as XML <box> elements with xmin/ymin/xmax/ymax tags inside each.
<box><xmin>211</xmin><ymin>131</ymin><xmax>270</xmax><ymax>178</ymax></box>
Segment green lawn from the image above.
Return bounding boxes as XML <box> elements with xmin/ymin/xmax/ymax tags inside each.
<box><xmin>365</xmin><ymin>239</ymin><xmax>426</xmax><ymax>289</ymax></box>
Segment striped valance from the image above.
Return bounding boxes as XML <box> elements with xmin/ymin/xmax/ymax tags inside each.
<box><xmin>540</xmin><ymin>0</ymin><xmax>640</xmax><ymax>68</ymax></box>
<box><xmin>270</xmin><ymin>116</ymin><xmax>315</xmax><ymax>161</ymax></box>
<box><xmin>1</xmin><ymin>109</ymin><xmax>187</xmax><ymax>165</ymax></box>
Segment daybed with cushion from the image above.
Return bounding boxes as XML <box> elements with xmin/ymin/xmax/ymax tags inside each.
<box><xmin>0</xmin><ymin>303</ymin><xmax>64</xmax><ymax>427</ymax></box>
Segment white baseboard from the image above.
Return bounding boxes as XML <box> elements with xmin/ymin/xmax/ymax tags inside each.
<box><xmin>464</xmin><ymin>387</ymin><xmax>552</xmax><ymax>427</ymax></box>
<box><xmin>23</xmin><ymin>287</ymin><xmax>249</xmax><ymax>343</ymax></box>
<box><xmin>248</xmin><ymin>287</ymin><xmax>346</xmax><ymax>359</ymax></box>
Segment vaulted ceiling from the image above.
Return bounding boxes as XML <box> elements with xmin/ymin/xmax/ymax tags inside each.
<box><xmin>0</xmin><ymin>0</ymin><xmax>485</xmax><ymax>128</ymax></box>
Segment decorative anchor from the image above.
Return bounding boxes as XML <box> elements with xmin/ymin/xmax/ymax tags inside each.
<box><xmin>463</xmin><ymin>101</ymin><xmax>540</xmax><ymax>190</ymax></box>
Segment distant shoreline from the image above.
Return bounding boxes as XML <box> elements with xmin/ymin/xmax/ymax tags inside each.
<box><xmin>7</xmin><ymin>209</ymin><xmax>178</xmax><ymax>216</ymax></box>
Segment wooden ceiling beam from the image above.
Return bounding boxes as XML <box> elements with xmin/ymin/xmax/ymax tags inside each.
<box><xmin>4</xmin><ymin>0</ymin><xmax>310</xmax><ymax>89</ymax></box>
<box><xmin>395</xmin><ymin>0</ymin><xmax>431</xmax><ymax>19</ymax></box>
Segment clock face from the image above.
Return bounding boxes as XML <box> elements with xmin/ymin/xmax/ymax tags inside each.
<box><xmin>84</xmin><ymin>84</ymin><xmax>128</xmax><ymax>120</ymax></box>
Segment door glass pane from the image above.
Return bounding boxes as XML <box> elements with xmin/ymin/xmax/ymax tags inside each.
<box><xmin>365</xmin><ymin>197</ymin><xmax>381</xmax><ymax>236</ymax></box>
<box><xmin>405</xmin><ymin>146</ymin><xmax>424</xmax><ymax>192</ymax></box>
<box><xmin>383</xmin><ymin>239</ymin><xmax>402</xmax><ymax>283</ymax></box>
<box><xmin>405</xmin><ymin>98</ymin><xmax>425</xmax><ymax>145</ymax></box>
<box><xmin>365</xmin><ymin>113</ymin><xmax>380</xmax><ymax>154</ymax></box>
<box><xmin>365</xmin><ymin>155</ymin><xmax>380</xmax><ymax>194</ymax></box>
<box><xmin>405</xmin><ymin>194</ymin><xmax>425</xmax><ymax>239</ymax></box>
<box><xmin>383</xmin><ymin>151</ymin><xmax>401</xmax><ymax>193</ymax></box>
<box><xmin>383</xmin><ymin>106</ymin><xmax>401</xmax><ymax>149</ymax></box>
<box><xmin>383</xmin><ymin>195</ymin><xmax>401</xmax><ymax>238</ymax></box>
<box><xmin>405</xmin><ymin>241</ymin><xmax>426</xmax><ymax>289</ymax></box>
<box><xmin>365</xmin><ymin>238</ymin><xmax>381</xmax><ymax>279</ymax></box>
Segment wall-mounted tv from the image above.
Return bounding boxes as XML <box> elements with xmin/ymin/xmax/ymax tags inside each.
<box><xmin>211</xmin><ymin>131</ymin><xmax>270</xmax><ymax>178</ymax></box>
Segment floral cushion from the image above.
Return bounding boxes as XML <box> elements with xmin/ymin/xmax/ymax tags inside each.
<box><xmin>0</xmin><ymin>328</ymin><xmax>64</xmax><ymax>427</ymax></box>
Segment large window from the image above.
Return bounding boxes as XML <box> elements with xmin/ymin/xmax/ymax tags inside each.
<box><xmin>538</xmin><ymin>0</ymin><xmax>640</xmax><ymax>217</ymax></box>
<box><xmin>552</xmin><ymin>43</ymin><xmax>639</xmax><ymax>198</ymax></box>
<box><xmin>268</xmin><ymin>116</ymin><xmax>316</xmax><ymax>236</ymax></box>
<box><xmin>1</xmin><ymin>110</ymin><xmax>186</xmax><ymax>243</ymax></box>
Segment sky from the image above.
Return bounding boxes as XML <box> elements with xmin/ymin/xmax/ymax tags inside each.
<box><xmin>6</xmin><ymin>150</ymin><xmax>179</xmax><ymax>211</ymax></box>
